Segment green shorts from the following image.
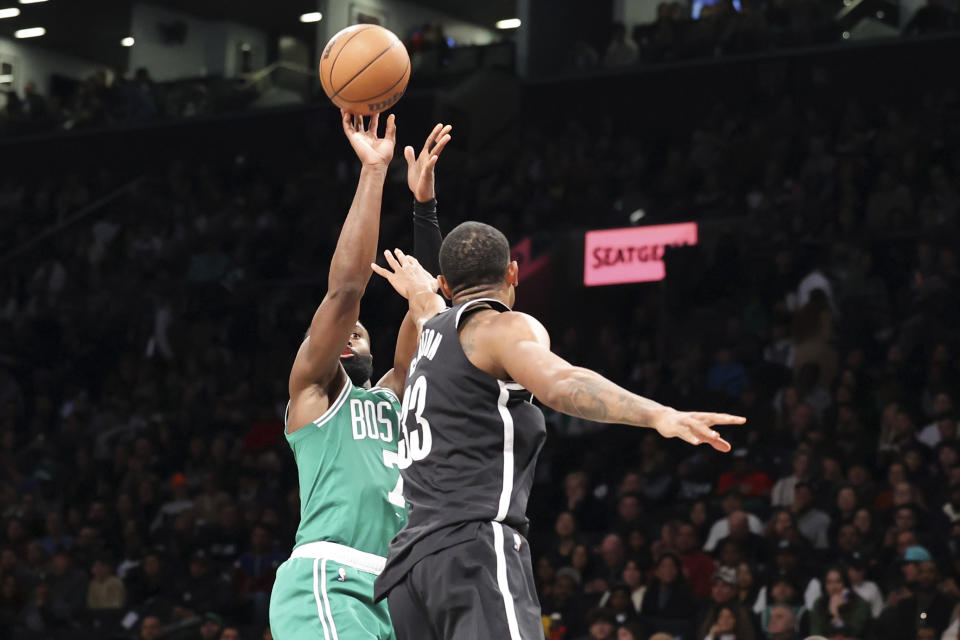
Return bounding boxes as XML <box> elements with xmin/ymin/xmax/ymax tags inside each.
<box><xmin>269</xmin><ymin>554</ymin><xmax>394</xmax><ymax>640</ymax></box>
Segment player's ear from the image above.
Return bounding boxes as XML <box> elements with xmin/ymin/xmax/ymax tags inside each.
<box><xmin>506</xmin><ymin>261</ymin><xmax>519</xmax><ymax>287</ymax></box>
<box><xmin>437</xmin><ymin>275</ymin><xmax>453</xmax><ymax>300</ymax></box>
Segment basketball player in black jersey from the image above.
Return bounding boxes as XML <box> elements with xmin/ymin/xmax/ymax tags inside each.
<box><xmin>370</xmin><ymin>223</ymin><xmax>746</xmax><ymax>640</ymax></box>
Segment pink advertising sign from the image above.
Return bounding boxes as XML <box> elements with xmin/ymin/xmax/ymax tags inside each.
<box><xmin>584</xmin><ymin>222</ymin><xmax>698</xmax><ymax>286</ymax></box>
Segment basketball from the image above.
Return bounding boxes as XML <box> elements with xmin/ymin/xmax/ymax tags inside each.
<box><xmin>319</xmin><ymin>24</ymin><xmax>411</xmax><ymax>115</ymax></box>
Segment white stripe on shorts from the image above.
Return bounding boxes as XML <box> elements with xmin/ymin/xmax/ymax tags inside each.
<box><xmin>320</xmin><ymin>558</ymin><xmax>340</xmax><ymax>640</ymax></box>
<box><xmin>312</xmin><ymin>559</ymin><xmax>331</xmax><ymax>640</ymax></box>
<box><xmin>492</xmin><ymin>521</ymin><xmax>523</xmax><ymax>640</ymax></box>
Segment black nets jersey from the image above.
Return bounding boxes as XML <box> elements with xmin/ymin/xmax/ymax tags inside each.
<box><xmin>374</xmin><ymin>298</ymin><xmax>547</xmax><ymax>600</ymax></box>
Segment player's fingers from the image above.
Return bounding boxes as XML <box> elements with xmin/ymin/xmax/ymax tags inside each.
<box><xmin>422</xmin><ymin>123</ymin><xmax>443</xmax><ymax>155</ymax></box>
<box><xmin>370</xmin><ymin>263</ymin><xmax>393</xmax><ymax>280</ymax></box>
<box><xmin>691</xmin><ymin>412</ymin><xmax>746</xmax><ymax>426</ymax></box>
<box><xmin>434</xmin><ymin>125</ymin><xmax>452</xmax><ymax>149</ymax></box>
<box><xmin>403</xmin><ymin>146</ymin><xmax>416</xmax><ymax>167</ymax></box>
<box><xmin>383</xmin><ymin>249</ymin><xmax>402</xmax><ymax>271</ymax></box>
<box><xmin>432</xmin><ymin>133</ymin><xmax>452</xmax><ymax>158</ymax></box>
<box><xmin>689</xmin><ymin>420</ymin><xmax>730</xmax><ymax>451</ymax></box>
<box><xmin>341</xmin><ymin>110</ymin><xmax>353</xmax><ymax>134</ymax></box>
<box><xmin>368</xmin><ymin>112</ymin><xmax>380</xmax><ymax>136</ymax></box>
<box><xmin>394</xmin><ymin>248</ymin><xmax>408</xmax><ymax>264</ymax></box>
<box><xmin>384</xmin><ymin>114</ymin><xmax>397</xmax><ymax>143</ymax></box>
<box><xmin>425</xmin><ymin>155</ymin><xmax>439</xmax><ymax>172</ymax></box>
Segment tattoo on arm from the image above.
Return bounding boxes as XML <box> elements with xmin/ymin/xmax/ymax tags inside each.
<box><xmin>553</xmin><ymin>369</ymin><xmax>665</xmax><ymax>426</ymax></box>
<box><xmin>557</xmin><ymin>383</ymin><xmax>611</xmax><ymax>421</ymax></box>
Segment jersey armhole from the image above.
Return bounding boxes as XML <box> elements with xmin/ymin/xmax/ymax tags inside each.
<box><xmin>368</xmin><ymin>386</ymin><xmax>401</xmax><ymax>407</ymax></box>
<box><xmin>284</xmin><ymin>377</ymin><xmax>354</xmax><ymax>444</ymax></box>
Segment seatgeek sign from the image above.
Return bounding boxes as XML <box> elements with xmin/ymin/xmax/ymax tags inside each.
<box><xmin>583</xmin><ymin>222</ymin><xmax>698</xmax><ymax>286</ymax></box>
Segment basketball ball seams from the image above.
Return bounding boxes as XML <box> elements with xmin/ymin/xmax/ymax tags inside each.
<box><xmin>331</xmin><ymin>39</ymin><xmax>401</xmax><ymax>99</ymax></box>
<box><xmin>350</xmin><ymin>57</ymin><xmax>410</xmax><ymax>103</ymax></box>
<box><xmin>328</xmin><ymin>25</ymin><xmax>377</xmax><ymax>93</ymax></box>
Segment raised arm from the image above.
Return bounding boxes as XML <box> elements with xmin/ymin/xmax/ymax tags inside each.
<box><xmin>483</xmin><ymin>312</ymin><xmax>745</xmax><ymax>451</ymax></box>
<box><xmin>407</xmin><ymin>122</ymin><xmax>451</xmax><ymax>277</ymax></box>
<box><xmin>376</xmin><ymin>123</ymin><xmax>452</xmax><ymax>397</ymax></box>
<box><xmin>287</xmin><ymin>111</ymin><xmax>395</xmax><ymax>427</ymax></box>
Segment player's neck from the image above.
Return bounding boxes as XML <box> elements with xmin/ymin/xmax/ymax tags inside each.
<box><xmin>452</xmin><ymin>286</ymin><xmax>509</xmax><ymax>308</ymax></box>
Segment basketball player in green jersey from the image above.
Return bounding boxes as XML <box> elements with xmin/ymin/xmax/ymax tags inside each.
<box><xmin>269</xmin><ymin>110</ymin><xmax>451</xmax><ymax>640</ymax></box>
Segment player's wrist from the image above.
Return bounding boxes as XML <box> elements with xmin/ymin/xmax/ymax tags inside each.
<box><xmin>414</xmin><ymin>195</ymin><xmax>437</xmax><ymax>209</ymax></box>
<box><xmin>361</xmin><ymin>162</ymin><xmax>389</xmax><ymax>177</ymax></box>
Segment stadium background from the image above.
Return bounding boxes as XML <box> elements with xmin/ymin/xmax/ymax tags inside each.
<box><xmin>1</xmin><ymin>1</ymin><xmax>959</xmax><ymax>639</ymax></box>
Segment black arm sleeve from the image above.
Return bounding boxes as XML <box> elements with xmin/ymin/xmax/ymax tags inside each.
<box><xmin>413</xmin><ymin>198</ymin><xmax>442</xmax><ymax>276</ymax></box>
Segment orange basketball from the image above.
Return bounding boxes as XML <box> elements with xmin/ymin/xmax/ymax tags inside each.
<box><xmin>319</xmin><ymin>24</ymin><xmax>411</xmax><ymax>115</ymax></box>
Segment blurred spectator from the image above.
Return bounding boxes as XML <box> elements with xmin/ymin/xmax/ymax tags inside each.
<box><xmin>640</xmin><ymin>552</ymin><xmax>698</xmax><ymax>631</ymax></box>
<box><xmin>877</xmin><ymin>559</ymin><xmax>956</xmax><ymax>638</ymax></box>
<box><xmin>846</xmin><ymin>554</ymin><xmax>884</xmax><ymax>618</ymax></box>
<box><xmin>676</xmin><ymin>521</ymin><xmax>716</xmax><ymax>599</ymax></box>
<box><xmin>603</xmin><ymin>23</ymin><xmax>639</xmax><ymax>67</ymax></box>
<box><xmin>766</xmin><ymin>603</ymin><xmax>797</xmax><ymax>639</ymax></box>
<box><xmin>697</xmin><ymin>567</ymin><xmax>757</xmax><ymax>640</ymax></box>
<box><xmin>808</xmin><ymin>567</ymin><xmax>871</xmax><ymax>638</ymax></box>
<box><xmin>87</xmin><ymin>554</ymin><xmax>126</xmax><ymax>610</ymax></box>
<box><xmin>704</xmin><ymin>492</ymin><xmax>765</xmax><ymax>552</ymax></box>
<box><xmin>789</xmin><ymin>482</ymin><xmax>830</xmax><ymax>549</ymax></box>
<box><xmin>140</xmin><ymin>614</ymin><xmax>164</xmax><ymax>639</ymax></box>
<box><xmin>717</xmin><ymin>450</ymin><xmax>773</xmax><ymax>498</ymax></box>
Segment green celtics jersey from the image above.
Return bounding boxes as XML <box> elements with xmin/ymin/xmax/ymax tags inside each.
<box><xmin>285</xmin><ymin>378</ymin><xmax>407</xmax><ymax>557</ymax></box>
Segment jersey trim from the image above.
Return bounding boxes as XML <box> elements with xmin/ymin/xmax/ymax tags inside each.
<box><xmin>492</xmin><ymin>522</ymin><xmax>523</xmax><ymax>640</ymax></box>
<box><xmin>313</xmin><ymin>377</ymin><xmax>354</xmax><ymax>428</ymax></box>
<box><xmin>495</xmin><ymin>380</ymin><xmax>516</xmax><ymax>522</ymax></box>
<box><xmin>454</xmin><ymin>297</ymin><xmax>511</xmax><ymax>328</ymax></box>
<box><xmin>368</xmin><ymin>386</ymin><xmax>401</xmax><ymax>406</ymax></box>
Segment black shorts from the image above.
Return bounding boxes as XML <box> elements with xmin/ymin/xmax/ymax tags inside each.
<box><xmin>386</xmin><ymin>522</ymin><xmax>542</xmax><ymax>640</ymax></box>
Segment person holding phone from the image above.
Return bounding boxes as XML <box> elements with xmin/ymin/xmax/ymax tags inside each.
<box><xmin>808</xmin><ymin>567</ymin><xmax>870</xmax><ymax>638</ymax></box>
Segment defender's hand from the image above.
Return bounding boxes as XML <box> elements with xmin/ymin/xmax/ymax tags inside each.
<box><xmin>649</xmin><ymin>409</ymin><xmax>745</xmax><ymax>452</ymax></box>
<box><xmin>371</xmin><ymin>248</ymin><xmax>438</xmax><ymax>300</ymax></box>
<box><xmin>342</xmin><ymin>109</ymin><xmax>396</xmax><ymax>169</ymax></box>
<box><xmin>405</xmin><ymin>123</ymin><xmax>452</xmax><ymax>202</ymax></box>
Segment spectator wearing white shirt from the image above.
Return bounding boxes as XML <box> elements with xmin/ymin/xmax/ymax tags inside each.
<box><xmin>790</xmin><ymin>482</ymin><xmax>830</xmax><ymax>549</ymax></box>
<box><xmin>918</xmin><ymin>415</ymin><xmax>958</xmax><ymax>449</ymax></box>
<box><xmin>772</xmin><ymin>450</ymin><xmax>813</xmax><ymax>508</ymax></box>
<box><xmin>704</xmin><ymin>492</ymin><xmax>765</xmax><ymax>552</ymax></box>
<box><xmin>845</xmin><ymin>554</ymin><xmax>883</xmax><ymax>618</ymax></box>
<box><xmin>603</xmin><ymin>22</ymin><xmax>639</xmax><ymax>68</ymax></box>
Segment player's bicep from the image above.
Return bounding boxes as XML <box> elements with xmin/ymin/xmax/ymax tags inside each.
<box><xmin>499</xmin><ymin>339</ymin><xmax>577</xmax><ymax>403</ymax></box>
<box><xmin>289</xmin><ymin>290</ymin><xmax>361</xmax><ymax>396</ymax></box>
<box><xmin>488</xmin><ymin>313</ymin><xmax>570</xmax><ymax>401</ymax></box>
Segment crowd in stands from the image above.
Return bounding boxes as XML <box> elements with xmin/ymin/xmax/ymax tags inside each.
<box><xmin>3</xmin><ymin>3</ymin><xmax>959</xmax><ymax>138</ymax></box>
<box><xmin>1</xmin><ymin>48</ymin><xmax>960</xmax><ymax>640</ymax></box>
<box><xmin>577</xmin><ymin>0</ymin><xmax>959</xmax><ymax>70</ymax></box>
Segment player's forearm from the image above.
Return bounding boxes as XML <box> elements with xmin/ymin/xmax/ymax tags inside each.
<box><xmin>545</xmin><ymin>367</ymin><xmax>671</xmax><ymax>427</ymax></box>
<box><xmin>327</xmin><ymin>165</ymin><xmax>387</xmax><ymax>292</ymax></box>
<box><xmin>412</xmin><ymin>198</ymin><xmax>442</xmax><ymax>276</ymax></box>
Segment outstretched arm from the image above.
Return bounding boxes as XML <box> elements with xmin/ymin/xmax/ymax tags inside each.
<box><xmin>288</xmin><ymin>111</ymin><xmax>396</xmax><ymax>426</ymax></box>
<box><xmin>377</xmin><ymin>123</ymin><xmax>452</xmax><ymax>398</ymax></box>
<box><xmin>407</xmin><ymin>122</ymin><xmax>451</xmax><ymax>277</ymax></box>
<box><xmin>484</xmin><ymin>313</ymin><xmax>745</xmax><ymax>451</ymax></box>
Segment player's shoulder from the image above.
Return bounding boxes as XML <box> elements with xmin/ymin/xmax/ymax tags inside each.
<box><xmin>487</xmin><ymin>310</ymin><xmax>550</xmax><ymax>345</ymax></box>
<box><xmin>361</xmin><ymin>385</ymin><xmax>401</xmax><ymax>406</ymax></box>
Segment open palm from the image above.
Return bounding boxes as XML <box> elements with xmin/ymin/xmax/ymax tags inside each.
<box><xmin>341</xmin><ymin>109</ymin><xmax>396</xmax><ymax>168</ymax></box>
<box><xmin>405</xmin><ymin>122</ymin><xmax>452</xmax><ymax>202</ymax></box>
